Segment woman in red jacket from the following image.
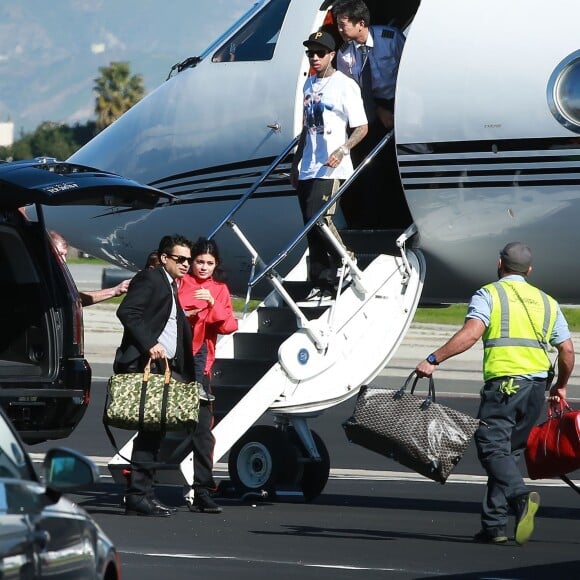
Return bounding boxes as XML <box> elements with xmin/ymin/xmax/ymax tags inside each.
<box><xmin>178</xmin><ymin>237</ymin><xmax>238</xmax><ymax>513</ymax></box>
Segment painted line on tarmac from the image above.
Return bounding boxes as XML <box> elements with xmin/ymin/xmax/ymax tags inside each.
<box><xmin>122</xmin><ymin>550</ymin><xmax>425</xmax><ymax>575</ymax></box>
<box><xmin>29</xmin><ymin>454</ymin><xmax>578</xmax><ymax>487</ymax></box>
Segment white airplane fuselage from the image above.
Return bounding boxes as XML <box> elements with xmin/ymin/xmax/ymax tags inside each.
<box><xmin>45</xmin><ymin>0</ymin><xmax>580</xmax><ymax>304</ymax></box>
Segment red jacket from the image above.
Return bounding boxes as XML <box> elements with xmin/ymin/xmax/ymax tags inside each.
<box><xmin>177</xmin><ymin>274</ymin><xmax>238</xmax><ymax>374</ymax></box>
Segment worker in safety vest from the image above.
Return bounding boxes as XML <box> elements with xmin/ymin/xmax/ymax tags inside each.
<box><xmin>416</xmin><ymin>242</ymin><xmax>574</xmax><ymax>546</ymax></box>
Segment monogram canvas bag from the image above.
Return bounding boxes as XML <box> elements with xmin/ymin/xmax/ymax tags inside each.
<box><xmin>343</xmin><ymin>373</ymin><xmax>480</xmax><ymax>483</ymax></box>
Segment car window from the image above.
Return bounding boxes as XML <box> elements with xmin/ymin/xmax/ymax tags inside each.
<box><xmin>0</xmin><ymin>481</ymin><xmax>44</xmax><ymax>515</ymax></box>
<box><xmin>0</xmin><ymin>415</ymin><xmax>36</xmax><ymax>481</ymax></box>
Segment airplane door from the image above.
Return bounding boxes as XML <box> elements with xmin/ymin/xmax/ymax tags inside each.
<box><xmin>395</xmin><ymin>0</ymin><xmax>580</xmax><ymax>145</ymax></box>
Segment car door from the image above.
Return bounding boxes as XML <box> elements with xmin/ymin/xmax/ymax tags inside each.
<box><xmin>0</xmin><ymin>406</ymin><xmax>103</xmax><ymax>579</ymax></box>
<box><xmin>0</xmin><ymin>159</ymin><xmax>175</xmax><ymax>442</ymax></box>
<box><xmin>0</xmin><ymin>508</ymin><xmax>40</xmax><ymax>579</ymax></box>
<box><xmin>0</xmin><ymin>159</ymin><xmax>175</xmax><ymax>209</ymax></box>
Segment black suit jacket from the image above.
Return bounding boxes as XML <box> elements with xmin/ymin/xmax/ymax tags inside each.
<box><xmin>114</xmin><ymin>267</ymin><xmax>194</xmax><ymax>380</ymax></box>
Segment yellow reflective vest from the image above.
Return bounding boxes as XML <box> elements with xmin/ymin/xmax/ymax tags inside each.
<box><xmin>481</xmin><ymin>280</ymin><xmax>556</xmax><ymax>381</ymax></box>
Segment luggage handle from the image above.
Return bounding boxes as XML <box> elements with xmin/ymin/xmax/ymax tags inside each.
<box><xmin>548</xmin><ymin>397</ymin><xmax>573</xmax><ymax>419</ymax></box>
<box><xmin>395</xmin><ymin>372</ymin><xmax>436</xmax><ymax>408</ymax></box>
<box><xmin>143</xmin><ymin>356</ymin><xmax>172</xmax><ymax>384</ymax></box>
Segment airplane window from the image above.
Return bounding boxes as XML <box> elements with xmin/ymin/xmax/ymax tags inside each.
<box><xmin>548</xmin><ymin>50</ymin><xmax>580</xmax><ymax>133</ymax></box>
<box><xmin>212</xmin><ymin>0</ymin><xmax>291</xmax><ymax>63</ymax></box>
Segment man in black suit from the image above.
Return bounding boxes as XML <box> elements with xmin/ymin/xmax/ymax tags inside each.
<box><xmin>115</xmin><ymin>234</ymin><xmax>194</xmax><ymax>517</ymax></box>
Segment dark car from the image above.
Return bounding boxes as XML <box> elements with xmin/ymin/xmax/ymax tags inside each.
<box><xmin>0</xmin><ymin>158</ymin><xmax>172</xmax><ymax>443</ymax></box>
<box><xmin>0</xmin><ymin>405</ymin><xmax>120</xmax><ymax>578</ymax></box>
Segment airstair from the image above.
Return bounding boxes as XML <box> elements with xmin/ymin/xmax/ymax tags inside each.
<box><xmin>108</xmin><ymin>131</ymin><xmax>426</xmax><ymax>501</ymax></box>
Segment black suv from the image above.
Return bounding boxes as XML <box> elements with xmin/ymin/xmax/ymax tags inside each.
<box><xmin>0</xmin><ymin>159</ymin><xmax>170</xmax><ymax>444</ymax></box>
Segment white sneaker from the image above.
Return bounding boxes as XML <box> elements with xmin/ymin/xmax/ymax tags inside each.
<box><xmin>199</xmin><ymin>389</ymin><xmax>215</xmax><ymax>402</ymax></box>
<box><xmin>306</xmin><ymin>287</ymin><xmax>322</xmax><ymax>300</ymax></box>
<box><xmin>305</xmin><ymin>287</ymin><xmax>334</xmax><ymax>302</ymax></box>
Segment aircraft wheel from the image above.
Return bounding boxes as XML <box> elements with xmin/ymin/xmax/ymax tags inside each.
<box><xmin>228</xmin><ymin>425</ymin><xmax>298</xmax><ymax>497</ymax></box>
<box><xmin>289</xmin><ymin>428</ymin><xmax>330</xmax><ymax>502</ymax></box>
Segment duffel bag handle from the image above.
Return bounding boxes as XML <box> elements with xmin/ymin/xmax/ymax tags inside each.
<box><xmin>143</xmin><ymin>357</ymin><xmax>172</xmax><ymax>384</ymax></box>
<box><xmin>548</xmin><ymin>397</ymin><xmax>573</xmax><ymax>419</ymax></box>
<box><xmin>399</xmin><ymin>371</ymin><xmax>436</xmax><ymax>404</ymax></box>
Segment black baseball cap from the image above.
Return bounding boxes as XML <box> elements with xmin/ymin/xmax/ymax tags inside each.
<box><xmin>303</xmin><ymin>31</ymin><xmax>336</xmax><ymax>52</ymax></box>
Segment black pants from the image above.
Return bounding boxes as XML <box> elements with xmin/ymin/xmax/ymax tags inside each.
<box><xmin>126</xmin><ymin>360</ymin><xmax>186</xmax><ymax>498</ymax></box>
<box><xmin>192</xmin><ymin>344</ymin><xmax>216</xmax><ymax>491</ymax></box>
<box><xmin>192</xmin><ymin>399</ymin><xmax>217</xmax><ymax>491</ymax></box>
<box><xmin>474</xmin><ymin>377</ymin><xmax>546</xmax><ymax>531</ymax></box>
<box><xmin>297</xmin><ymin>178</ymin><xmax>347</xmax><ymax>289</ymax></box>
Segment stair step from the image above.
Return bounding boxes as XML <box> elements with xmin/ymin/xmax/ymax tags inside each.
<box><xmin>211</xmin><ymin>358</ymin><xmax>271</xmax><ymax>387</ymax></box>
<box><xmin>257</xmin><ymin>307</ymin><xmax>299</xmax><ymax>334</ymax></box>
<box><xmin>281</xmin><ymin>281</ymin><xmax>316</xmax><ymax>302</ymax></box>
<box><xmin>257</xmin><ymin>305</ymin><xmax>329</xmax><ymax>333</ymax></box>
<box><xmin>211</xmin><ymin>359</ymin><xmax>273</xmax><ymax>424</ymax></box>
<box><xmin>339</xmin><ymin>228</ymin><xmax>405</xmax><ymax>255</ymax></box>
<box><xmin>213</xmin><ymin>386</ymin><xmax>253</xmax><ymax>423</ymax></box>
<box><xmin>233</xmin><ymin>332</ymin><xmax>291</xmax><ymax>361</ymax></box>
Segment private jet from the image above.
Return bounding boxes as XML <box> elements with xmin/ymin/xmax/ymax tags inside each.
<box><xmin>41</xmin><ymin>0</ymin><xmax>580</xmax><ymax>500</ymax></box>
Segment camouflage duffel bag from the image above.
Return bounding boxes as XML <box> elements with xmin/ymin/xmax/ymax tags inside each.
<box><xmin>104</xmin><ymin>357</ymin><xmax>200</xmax><ymax>431</ymax></box>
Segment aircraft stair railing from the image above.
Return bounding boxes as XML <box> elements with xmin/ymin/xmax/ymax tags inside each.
<box><xmin>251</xmin><ymin>128</ymin><xmax>399</xmax><ymax>293</ymax></box>
<box><xmin>226</xmin><ymin>220</ymin><xmax>327</xmax><ymax>351</ymax></box>
<box><xmin>206</xmin><ymin>134</ymin><xmax>300</xmax><ymax>316</ymax></box>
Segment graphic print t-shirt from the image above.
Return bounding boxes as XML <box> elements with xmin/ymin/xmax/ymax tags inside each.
<box><xmin>299</xmin><ymin>71</ymin><xmax>367</xmax><ymax>181</ymax></box>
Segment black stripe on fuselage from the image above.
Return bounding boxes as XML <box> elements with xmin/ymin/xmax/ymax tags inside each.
<box><xmin>397</xmin><ymin>137</ymin><xmax>580</xmax><ymax>189</ymax></box>
<box><xmin>149</xmin><ymin>156</ymin><xmax>281</xmax><ymax>187</ymax></box>
<box><xmin>397</xmin><ymin>136</ymin><xmax>580</xmax><ymax>157</ymax></box>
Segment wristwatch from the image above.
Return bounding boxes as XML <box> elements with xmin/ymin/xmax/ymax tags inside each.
<box><xmin>339</xmin><ymin>145</ymin><xmax>350</xmax><ymax>156</ymax></box>
<box><xmin>426</xmin><ymin>353</ymin><xmax>439</xmax><ymax>365</ymax></box>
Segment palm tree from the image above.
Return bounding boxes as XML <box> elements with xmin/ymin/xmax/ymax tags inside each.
<box><xmin>94</xmin><ymin>62</ymin><xmax>145</xmax><ymax>132</ymax></box>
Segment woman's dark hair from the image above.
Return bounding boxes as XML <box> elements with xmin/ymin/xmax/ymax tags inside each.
<box><xmin>191</xmin><ymin>237</ymin><xmax>227</xmax><ymax>281</ymax></box>
<box><xmin>144</xmin><ymin>251</ymin><xmax>160</xmax><ymax>269</ymax></box>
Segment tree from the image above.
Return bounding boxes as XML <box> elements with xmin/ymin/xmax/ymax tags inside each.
<box><xmin>94</xmin><ymin>62</ymin><xmax>145</xmax><ymax>132</ymax></box>
<box><xmin>0</xmin><ymin>121</ymin><xmax>97</xmax><ymax>161</ymax></box>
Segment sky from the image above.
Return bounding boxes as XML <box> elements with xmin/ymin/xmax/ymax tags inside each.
<box><xmin>0</xmin><ymin>0</ymin><xmax>258</xmax><ymax>134</ymax></box>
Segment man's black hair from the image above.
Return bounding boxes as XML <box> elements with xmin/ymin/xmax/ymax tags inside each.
<box><xmin>157</xmin><ymin>234</ymin><xmax>192</xmax><ymax>256</ymax></box>
<box><xmin>332</xmin><ymin>0</ymin><xmax>371</xmax><ymax>26</ymax></box>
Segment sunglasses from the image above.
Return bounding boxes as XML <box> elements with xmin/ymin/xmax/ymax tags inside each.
<box><xmin>305</xmin><ymin>49</ymin><xmax>330</xmax><ymax>58</ymax></box>
<box><xmin>166</xmin><ymin>254</ymin><xmax>193</xmax><ymax>265</ymax></box>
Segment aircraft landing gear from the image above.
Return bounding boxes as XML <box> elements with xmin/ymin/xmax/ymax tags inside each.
<box><xmin>227</xmin><ymin>421</ymin><xmax>330</xmax><ymax>502</ymax></box>
<box><xmin>228</xmin><ymin>425</ymin><xmax>299</xmax><ymax>498</ymax></box>
<box><xmin>288</xmin><ymin>428</ymin><xmax>330</xmax><ymax>502</ymax></box>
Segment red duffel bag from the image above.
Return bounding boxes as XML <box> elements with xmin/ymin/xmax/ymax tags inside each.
<box><xmin>525</xmin><ymin>399</ymin><xmax>580</xmax><ymax>480</ymax></box>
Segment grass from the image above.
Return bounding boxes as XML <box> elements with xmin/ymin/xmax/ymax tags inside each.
<box><xmin>95</xmin><ymin>291</ymin><xmax>580</xmax><ymax>332</ymax></box>
<box><xmin>414</xmin><ymin>304</ymin><xmax>580</xmax><ymax>332</ymax></box>
<box><xmin>67</xmin><ymin>256</ymin><xmax>108</xmax><ymax>265</ymax></box>
<box><xmin>413</xmin><ymin>304</ymin><xmax>468</xmax><ymax>326</ymax></box>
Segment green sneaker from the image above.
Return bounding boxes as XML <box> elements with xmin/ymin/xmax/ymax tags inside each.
<box><xmin>512</xmin><ymin>491</ymin><xmax>540</xmax><ymax>545</ymax></box>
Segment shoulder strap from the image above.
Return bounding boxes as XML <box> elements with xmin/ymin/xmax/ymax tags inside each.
<box><xmin>504</xmin><ymin>282</ymin><xmax>556</xmax><ymax>367</ymax></box>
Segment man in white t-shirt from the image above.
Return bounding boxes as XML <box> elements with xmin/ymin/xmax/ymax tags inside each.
<box><xmin>290</xmin><ymin>30</ymin><xmax>368</xmax><ymax>299</ymax></box>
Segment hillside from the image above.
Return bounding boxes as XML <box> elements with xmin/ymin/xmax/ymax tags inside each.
<box><xmin>0</xmin><ymin>0</ymin><xmax>251</xmax><ymax>135</ymax></box>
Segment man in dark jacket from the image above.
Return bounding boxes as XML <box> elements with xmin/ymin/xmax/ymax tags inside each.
<box><xmin>115</xmin><ymin>234</ymin><xmax>194</xmax><ymax>517</ymax></box>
